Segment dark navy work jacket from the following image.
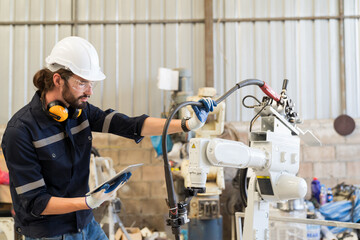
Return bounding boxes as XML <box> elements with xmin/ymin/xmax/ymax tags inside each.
<box><xmin>1</xmin><ymin>91</ymin><xmax>148</xmax><ymax>238</ymax></box>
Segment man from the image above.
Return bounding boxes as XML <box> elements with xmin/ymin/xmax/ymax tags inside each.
<box><xmin>1</xmin><ymin>36</ymin><xmax>216</xmax><ymax>239</ymax></box>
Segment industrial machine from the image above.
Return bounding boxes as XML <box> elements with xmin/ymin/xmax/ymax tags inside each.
<box><xmin>0</xmin><ymin>217</ymin><xmax>14</xmax><ymax>240</ymax></box>
<box><xmin>160</xmin><ymin>79</ymin><xmax>321</xmax><ymax>240</ymax></box>
<box><xmin>157</xmin><ymin>67</ymin><xmax>227</xmax><ymax>239</ymax></box>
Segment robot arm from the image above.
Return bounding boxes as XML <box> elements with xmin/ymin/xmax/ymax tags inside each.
<box><xmin>188</xmin><ymin>136</ymin><xmax>308</xmax><ymax>201</ymax></box>
<box><xmin>187</xmin><ymin>138</ymin><xmax>266</xmax><ymax>189</ymax></box>
<box><xmin>187</xmin><ymin>79</ymin><xmax>320</xmax><ymax>203</ymax></box>
<box><xmin>206</xmin><ymin>138</ymin><xmax>266</xmax><ymax>169</ymax></box>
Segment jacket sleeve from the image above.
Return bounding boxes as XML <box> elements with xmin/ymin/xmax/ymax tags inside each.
<box><xmin>1</xmin><ymin>126</ymin><xmax>51</xmax><ymax>217</ymax></box>
<box><xmin>85</xmin><ymin>103</ymin><xmax>149</xmax><ymax>143</ymax></box>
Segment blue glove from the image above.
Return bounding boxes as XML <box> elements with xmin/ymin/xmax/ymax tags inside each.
<box><xmin>85</xmin><ymin>172</ymin><xmax>132</xmax><ymax>209</ymax></box>
<box><xmin>188</xmin><ymin>98</ymin><xmax>217</xmax><ymax>131</ymax></box>
<box><xmin>105</xmin><ymin>172</ymin><xmax>132</xmax><ymax>193</ymax></box>
<box><xmin>86</xmin><ymin>184</ymin><xmax>112</xmax><ymax>209</ymax></box>
<box><xmin>191</xmin><ymin>98</ymin><xmax>217</xmax><ymax>122</ymax></box>
<box><xmin>96</xmin><ymin>183</ymin><xmax>110</xmax><ymax>193</ymax></box>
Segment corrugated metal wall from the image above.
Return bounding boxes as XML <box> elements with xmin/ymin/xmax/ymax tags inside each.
<box><xmin>0</xmin><ymin>0</ymin><xmax>205</xmax><ymax>123</ymax></box>
<box><xmin>213</xmin><ymin>0</ymin><xmax>351</xmax><ymax>121</ymax></box>
<box><xmin>344</xmin><ymin>0</ymin><xmax>360</xmax><ymax>121</ymax></box>
<box><xmin>0</xmin><ymin>0</ymin><xmax>359</xmax><ymax>124</ymax></box>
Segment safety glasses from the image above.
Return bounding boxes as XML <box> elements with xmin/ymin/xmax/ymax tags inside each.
<box><xmin>67</xmin><ymin>76</ymin><xmax>98</xmax><ymax>92</ymax></box>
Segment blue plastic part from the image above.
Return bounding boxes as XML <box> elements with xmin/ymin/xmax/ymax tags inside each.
<box><xmin>320</xmin><ymin>189</ymin><xmax>360</xmax><ymax>234</ymax></box>
<box><xmin>180</xmin><ymin>229</ymin><xmax>188</xmax><ymax>240</ymax></box>
<box><xmin>150</xmin><ymin>135</ymin><xmax>173</xmax><ymax>156</ymax></box>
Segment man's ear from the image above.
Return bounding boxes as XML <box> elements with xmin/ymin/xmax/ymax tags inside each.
<box><xmin>53</xmin><ymin>73</ymin><xmax>62</xmax><ymax>87</ymax></box>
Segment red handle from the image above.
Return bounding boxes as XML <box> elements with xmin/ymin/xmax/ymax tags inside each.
<box><xmin>260</xmin><ymin>82</ymin><xmax>281</xmax><ymax>102</ymax></box>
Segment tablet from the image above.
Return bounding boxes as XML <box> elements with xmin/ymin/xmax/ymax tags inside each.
<box><xmin>86</xmin><ymin>163</ymin><xmax>143</xmax><ymax>196</ymax></box>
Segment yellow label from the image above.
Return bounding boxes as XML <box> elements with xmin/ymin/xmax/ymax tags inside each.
<box><xmin>192</xmin><ymin>144</ymin><xmax>196</xmax><ymax>149</ymax></box>
<box><xmin>257</xmin><ymin>176</ymin><xmax>270</xmax><ymax>179</ymax></box>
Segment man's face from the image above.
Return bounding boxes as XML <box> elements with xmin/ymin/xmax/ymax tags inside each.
<box><xmin>62</xmin><ymin>76</ymin><xmax>95</xmax><ymax>109</ymax></box>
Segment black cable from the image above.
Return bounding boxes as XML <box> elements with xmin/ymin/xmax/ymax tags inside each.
<box><xmin>242</xmin><ymin>95</ymin><xmax>261</xmax><ymax>108</ymax></box>
<box><xmin>162</xmin><ymin>101</ymin><xmax>200</xmax><ymax>239</ymax></box>
<box><xmin>91</xmin><ymin>147</ymin><xmax>101</xmax><ymax>157</ymax></box>
<box><xmin>238</xmin><ymin>168</ymin><xmax>248</xmax><ymax>208</ymax></box>
<box><xmin>216</xmin><ymin>79</ymin><xmax>264</xmax><ymax>104</ymax></box>
<box><xmin>249</xmin><ymin>97</ymin><xmax>270</xmax><ymax>132</ymax></box>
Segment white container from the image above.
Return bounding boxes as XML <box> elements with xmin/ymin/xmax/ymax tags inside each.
<box><xmin>269</xmin><ymin>204</ymin><xmax>307</xmax><ymax>240</ymax></box>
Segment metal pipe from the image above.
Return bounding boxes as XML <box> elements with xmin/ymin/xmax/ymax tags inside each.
<box><xmin>0</xmin><ymin>19</ymin><xmax>205</xmax><ymax>26</ymax></box>
<box><xmin>71</xmin><ymin>0</ymin><xmax>79</xmax><ymax>36</ymax></box>
<box><xmin>339</xmin><ymin>0</ymin><xmax>347</xmax><ymax>114</ymax></box>
<box><xmin>236</xmin><ymin>212</ymin><xmax>360</xmax><ymax>230</ymax></box>
<box><xmin>2</xmin><ymin>15</ymin><xmax>360</xmax><ymax>26</ymax></box>
<box><xmin>215</xmin><ymin>15</ymin><xmax>360</xmax><ymax>23</ymax></box>
<box><xmin>204</xmin><ymin>0</ymin><xmax>214</xmax><ymax>87</ymax></box>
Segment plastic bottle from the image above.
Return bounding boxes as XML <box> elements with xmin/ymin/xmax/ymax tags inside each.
<box><xmin>311</xmin><ymin>177</ymin><xmax>321</xmax><ymax>203</ymax></box>
<box><xmin>326</xmin><ymin>188</ymin><xmax>333</xmax><ymax>203</ymax></box>
<box><xmin>319</xmin><ymin>184</ymin><xmax>327</xmax><ymax>205</ymax></box>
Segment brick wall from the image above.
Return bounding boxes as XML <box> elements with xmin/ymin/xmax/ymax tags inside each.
<box><xmin>1</xmin><ymin>118</ymin><xmax>360</xmax><ymax>233</ymax></box>
<box><xmin>297</xmin><ymin>119</ymin><xmax>360</xmax><ymax>191</ymax></box>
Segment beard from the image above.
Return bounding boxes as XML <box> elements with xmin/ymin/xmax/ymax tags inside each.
<box><xmin>62</xmin><ymin>82</ymin><xmax>88</xmax><ymax>109</ymax></box>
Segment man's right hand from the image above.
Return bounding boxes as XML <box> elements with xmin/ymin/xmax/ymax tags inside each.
<box><xmin>85</xmin><ymin>184</ymin><xmax>116</xmax><ymax>209</ymax></box>
<box><xmin>85</xmin><ymin>172</ymin><xmax>132</xmax><ymax>209</ymax></box>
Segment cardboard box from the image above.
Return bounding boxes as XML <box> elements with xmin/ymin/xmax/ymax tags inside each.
<box><xmin>115</xmin><ymin>227</ymin><xmax>142</xmax><ymax>240</ymax></box>
<box><xmin>0</xmin><ymin>152</ymin><xmax>8</xmax><ymax>172</ymax></box>
<box><xmin>0</xmin><ymin>185</ymin><xmax>11</xmax><ymax>203</ymax></box>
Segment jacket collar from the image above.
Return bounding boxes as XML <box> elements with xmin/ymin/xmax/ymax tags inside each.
<box><xmin>30</xmin><ymin>91</ymin><xmax>61</xmax><ymax>130</ymax></box>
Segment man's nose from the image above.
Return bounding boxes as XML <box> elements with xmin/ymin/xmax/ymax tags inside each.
<box><xmin>84</xmin><ymin>85</ymin><xmax>93</xmax><ymax>95</ymax></box>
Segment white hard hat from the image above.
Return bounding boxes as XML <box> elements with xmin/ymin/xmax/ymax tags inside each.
<box><xmin>45</xmin><ymin>36</ymin><xmax>106</xmax><ymax>81</ymax></box>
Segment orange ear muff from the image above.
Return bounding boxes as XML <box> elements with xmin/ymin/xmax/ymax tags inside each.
<box><xmin>47</xmin><ymin>101</ymin><xmax>68</xmax><ymax>122</ymax></box>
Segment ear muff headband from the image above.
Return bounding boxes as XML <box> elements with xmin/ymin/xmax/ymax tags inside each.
<box><xmin>68</xmin><ymin>107</ymin><xmax>82</xmax><ymax>120</ymax></box>
<box><xmin>75</xmin><ymin>109</ymin><xmax>82</xmax><ymax>118</ymax></box>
